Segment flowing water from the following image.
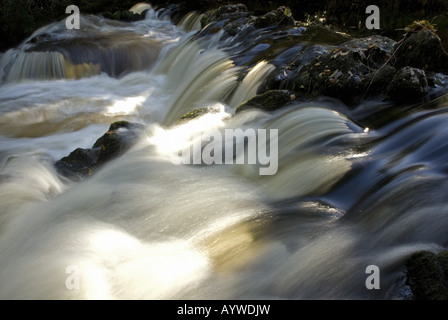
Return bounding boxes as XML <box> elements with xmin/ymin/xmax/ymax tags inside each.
<box><xmin>1</xmin><ymin>4</ymin><xmax>448</xmax><ymax>300</ymax></box>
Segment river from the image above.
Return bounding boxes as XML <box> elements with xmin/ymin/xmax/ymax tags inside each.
<box><xmin>0</xmin><ymin>4</ymin><xmax>448</xmax><ymax>300</ymax></box>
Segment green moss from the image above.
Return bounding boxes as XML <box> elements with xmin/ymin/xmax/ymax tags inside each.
<box><xmin>180</xmin><ymin>108</ymin><xmax>212</xmax><ymax>120</ymax></box>
<box><xmin>405</xmin><ymin>20</ymin><xmax>437</xmax><ymax>33</ymax></box>
<box><xmin>235</xmin><ymin>90</ymin><xmax>293</xmax><ymax>113</ymax></box>
<box><xmin>178</xmin><ymin>106</ymin><xmax>223</xmax><ymax>123</ymax></box>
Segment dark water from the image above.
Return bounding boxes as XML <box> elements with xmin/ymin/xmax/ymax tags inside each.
<box><xmin>0</xmin><ymin>5</ymin><xmax>447</xmax><ymax>299</ymax></box>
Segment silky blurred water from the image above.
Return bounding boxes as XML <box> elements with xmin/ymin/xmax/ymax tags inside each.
<box><xmin>0</xmin><ymin>5</ymin><xmax>448</xmax><ymax>300</ymax></box>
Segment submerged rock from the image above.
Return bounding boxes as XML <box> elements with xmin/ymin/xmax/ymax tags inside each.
<box><xmin>178</xmin><ymin>106</ymin><xmax>223</xmax><ymax>122</ymax></box>
<box><xmin>93</xmin><ymin>121</ymin><xmax>144</xmax><ymax>163</ymax></box>
<box><xmin>55</xmin><ymin>148</ymin><xmax>100</xmax><ymax>178</ymax></box>
<box><xmin>406</xmin><ymin>250</ymin><xmax>448</xmax><ymax>300</ymax></box>
<box><xmin>235</xmin><ymin>90</ymin><xmax>294</xmax><ymax>113</ymax></box>
<box><xmin>55</xmin><ymin>121</ymin><xmax>144</xmax><ymax>179</ymax></box>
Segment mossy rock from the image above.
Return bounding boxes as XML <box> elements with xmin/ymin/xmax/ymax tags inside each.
<box><xmin>235</xmin><ymin>90</ymin><xmax>294</xmax><ymax>113</ymax></box>
<box><xmin>55</xmin><ymin>148</ymin><xmax>99</xmax><ymax>178</ymax></box>
<box><xmin>55</xmin><ymin>121</ymin><xmax>144</xmax><ymax>179</ymax></box>
<box><xmin>178</xmin><ymin>106</ymin><xmax>223</xmax><ymax>122</ymax></box>
<box><xmin>92</xmin><ymin>121</ymin><xmax>144</xmax><ymax>163</ymax></box>
<box><xmin>393</xmin><ymin>29</ymin><xmax>448</xmax><ymax>74</ymax></box>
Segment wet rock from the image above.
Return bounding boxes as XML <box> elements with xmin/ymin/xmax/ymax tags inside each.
<box><xmin>216</xmin><ymin>3</ymin><xmax>248</xmax><ymax>16</ymax></box>
<box><xmin>406</xmin><ymin>250</ymin><xmax>448</xmax><ymax>300</ymax></box>
<box><xmin>362</xmin><ymin>64</ymin><xmax>397</xmax><ymax>97</ymax></box>
<box><xmin>101</xmin><ymin>10</ymin><xmax>146</xmax><ymax>22</ymax></box>
<box><xmin>263</xmin><ymin>31</ymin><xmax>448</xmax><ymax>106</ymax></box>
<box><xmin>293</xmin><ymin>46</ymin><xmax>375</xmax><ymax>104</ymax></box>
<box><xmin>200</xmin><ymin>4</ymin><xmax>296</xmax><ymax>39</ymax></box>
<box><xmin>387</xmin><ymin>67</ymin><xmax>428</xmax><ymax>102</ymax></box>
<box><xmin>28</xmin><ymin>33</ymin><xmax>52</xmax><ymax>44</ymax></box>
<box><xmin>253</xmin><ymin>6</ymin><xmax>295</xmax><ymax>29</ymax></box>
<box><xmin>116</xmin><ymin>10</ymin><xmax>146</xmax><ymax>22</ymax></box>
<box><xmin>427</xmin><ymin>72</ymin><xmax>448</xmax><ymax>88</ymax></box>
<box><xmin>55</xmin><ymin>121</ymin><xmax>144</xmax><ymax>179</ymax></box>
<box><xmin>200</xmin><ymin>4</ymin><xmax>248</xmax><ymax>28</ymax></box>
<box><xmin>235</xmin><ymin>90</ymin><xmax>294</xmax><ymax>113</ymax></box>
<box><xmin>298</xmin><ymin>24</ymin><xmax>352</xmax><ymax>46</ymax></box>
<box><xmin>92</xmin><ymin>121</ymin><xmax>144</xmax><ymax>163</ymax></box>
<box><xmin>263</xmin><ymin>44</ymin><xmax>331</xmax><ymax>92</ymax></box>
<box><xmin>55</xmin><ymin>148</ymin><xmax>100</xmax><ymax>178</ymax></box>
<box><xmin>340</xmin><ymin>36</ymin><xmax>396</xmax><ymax>68</ymax></box>
<box><xmin>265</xmin><ymin>35</ymin><xmax>397</xmax><ymax>105</ymax></box>
<box><xmin>223</xmin><ymin>17</ymin><xmax>254</xmax><ymax>37</ymax></box>
<box><xmin>178</xmin><ymin>106</ymin><xmax>223</xmax><ymax>122</ymax></box>
<box><xmin>393</xmin><ymin>28</ymin><xmax>448</xmax><ymax>74</ymax></box>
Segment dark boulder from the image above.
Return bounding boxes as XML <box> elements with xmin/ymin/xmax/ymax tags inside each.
<box><xmin>55</xmin><ymin>148</ymin><xmax>100</xmax><ymax>178</ymax></box>
<box><xmin>295</xmin><ymin>37</ymin><xmax>394</xmax><ymax>105</ymax></box>
<box><xmin>200</xmin><ymin>4</ymin><xmax>248</xmax><ymax>28</ymax></box>
<box><xmin>393</xmin><ymin>27</ymin><xmax>448</xmax><ymax>74</ymax></box>
<box><xmin>55</xmin><ymin>121</ymin><xmax>144</xmax><ymax>179</ymax></box>
<box><xmin>362</xmin><ymin>64</ymin><xmax>397</xmax><ymax>97</ymax></box>
<box><xmin>216</xmin><ymin>3</ymin><xmax>248</xmax><ymax>16</ymax></box>
<box><xmin>265</xmin><ymin>35</ymin><xmax>397</xmax><ymax>105</ymax></box>
<box><xmin>253</xmin><ymin>6</ymin><xmax>295</xmax><ymax>29</ymax></box>
<box><xmin>199</xmin><ymin>4</ymin><xmax>296</xmax><ymax>38</ymax></box>
<box><xmin>92</xmin><ymin>121</ymin><xmax>144</xmax><ymax>163</ymax></box>
<box><xmin>263</xmin><ymin>29</ymin><xmax>448</xmax><ymax>107</ymax></box>
<box><xmin>101</xmin><ymin>10</ymin><xmax>146</xmax><ymax>22</ymax></box>
<box><xmin>387</xmin><ymin>67</ymin><xmax>428</xmax><ymax>102</ymax></box>
<box><xmin>406</xmin><ymin>250</ymin><xmax>448</xmax><ymax>300</ymax></box>
<box><xmin>235</xmin><ymin>90</ymin><xmax>294</xmax><ymax>113</ymax></box>
<box><xmin>340</xmin><ymin>36</ymin><xmax>396</xmax><ymax>69</ymax></box>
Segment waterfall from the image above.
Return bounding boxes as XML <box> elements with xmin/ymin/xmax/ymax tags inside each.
<box><xmin>0</xmin><ymin>15</ymin><xmax>165</xmax><ymax>83</ymax></box>
<box><xmin>178</xmin><ymin>12</ymin><xmax>205</xmax><ymax>32</ymax></box>
<box><xmin>228</xmin><ymin>60</ymin><xmax>276</xmax><ymax>108</ymax></box>
<box><xmin>1</xmin><ymin>4</ymin><xmax>448</xmax><ymax>301</ymax></box>
<box><xmin>4</xmin><ymin>51</ymin><xmax>101</xmax><ymax>82</ymax></box>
